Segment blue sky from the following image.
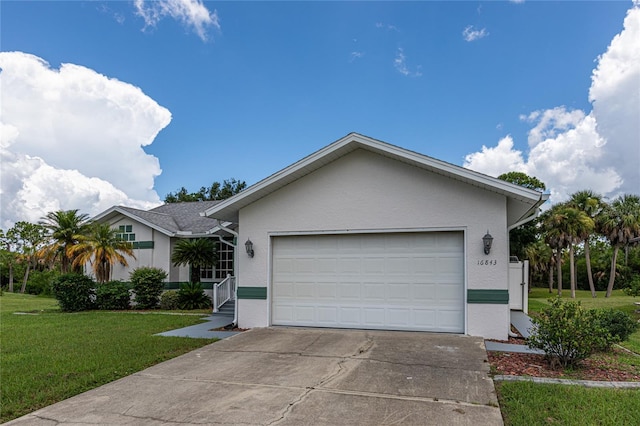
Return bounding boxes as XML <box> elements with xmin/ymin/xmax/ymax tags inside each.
<box><xmin>1</xmin><ymin>1</ymin><xmax>638</xmax><ymax>228</ymax></box>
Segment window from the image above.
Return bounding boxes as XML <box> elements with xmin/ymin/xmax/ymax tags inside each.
<box><xmin>215</xmin><ymin>240</ymin><xmax>234</xmax><ymax>279</ymax></box>
<box><xmin>116</xmin><ymin>225</ymin><xmax>136</xmax><ymax>242</ymax></box>
<box><xmin>200</xmin><ymin>266</ymin><xmax>214</xmax><ymax>280</ymax></box>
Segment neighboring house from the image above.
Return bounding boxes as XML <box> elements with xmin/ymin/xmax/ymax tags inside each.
<box><xmin>90</xmin><ymin>201</ymin><xmax>236</xmax><ymax>286</ymax></box>
<box><xmin>203</xmin><ymin>133</ymin><xmax>547</xmax><ymax>340</ymax></box>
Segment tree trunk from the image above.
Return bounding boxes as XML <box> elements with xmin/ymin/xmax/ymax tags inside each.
<box><xmin>8</xmin><ymin>262</ymin><xmax>14</xmax><ymax>292</ymax></box>
<box><xmin>606</xmin><ymin>246</ymin><xmax>619</xmax><ymax>298</ymax></box>
<box><xmin>20</xmin><ymin>261</ymin><xmax>31</xmax><ymax>294</ymax></box>
<box><xmin>569</xmin><ymin>244</ymin><xmax>576</xmax><ymax>299</ymax></box>
<box><xmin>584</xmin><ymin>240</ymin><xmax>596</xmax><ymax>297</ymax></box>
<box><xmin>548</xmin><ymin>263</ymin><xmax>554</xmax><ymax>293</ymax></box>
<box><xmin>556</xmin><ymin>249</ymin><xmax>563</xmax><ymax>296</ymax></box>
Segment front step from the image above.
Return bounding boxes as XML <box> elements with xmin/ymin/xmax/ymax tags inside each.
<box><xmin>215</xmin><ymin>300</ymin><xmax>235</xmax><ymax>315</ymax></box>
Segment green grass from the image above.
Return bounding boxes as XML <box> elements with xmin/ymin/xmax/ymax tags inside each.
<box><xmin>0</xmin><ymin>293</ymin><xmax>217</xmax><ymax>423</ymax></box>
<box><xmin>497</xmin><ymin>382</ymin><xmax>640</xmax><ymax>426</ymax></box>
<box><xmin>528</xmin><ymin>288</ymin><xmax>640</xmax><ymax>354</ymax></box>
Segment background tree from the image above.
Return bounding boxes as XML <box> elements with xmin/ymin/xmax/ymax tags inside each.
<box><xmin>165</xmin><ymin>178</ymin><xmax>247</xmax><ymax>203</ymax></box>
<box><xmin>12</xmin><ymin>222</ymin><xmax>47</xmax><ymax>293</ymax></box>
<box><xmin>524</xmin><ymin>240</ymin><xmax>553</xmax><ymax>292</ymax></box>
<box><xmin>39</xmin><ymin>210</ymin><xmax>91</xmax><ymax>273</ymax></box>
<box><xmin>171</xmin><ymin>238</ymin><xmax>218</xmax><ymax>283</ymax></box>
<box><xmin>598</xmin><ymin>194</ymin><xmax>640</xmax><ymax>297</ymax></box>
<box><xmin>560</xmin><ymin>205</ymin><xmax>594</xmax><ymax>298</ymax></box>
<box><xmin>567</xmin><ymin>190</ymin><xmax>603</xmax><ymax>297</ymax></box>
<box><xmin>69</xmin><ymin>223</ymin><xmax>136</xmax><ymax>283</ymax></box>
<box><xmin>541</xmin><ymin>206</ymin><xmax>573</xmax><ymax>296</ymax></box>
<box><xmin>0</xmin><ymin>229</ymin><xmax>18</xmax><ymax>292</ymax></box>
<box><xmin>498</xmin><ymin>172</ymin><xmax>547</xmax><ymax>260</ymax></box>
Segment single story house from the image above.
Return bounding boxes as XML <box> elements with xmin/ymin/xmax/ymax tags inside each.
<box><xmin>203</xmin><ymin>133</ymin><xmax>547</xmax><ymax>340</ymax></box>
<box><xmin>90</xmin><ymin>201</ymin><xmax>236</xmax><ymax>286</ymax></box>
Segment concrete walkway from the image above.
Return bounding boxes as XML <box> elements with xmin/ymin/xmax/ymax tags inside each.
<box><xmin>6</xmin><ymin>328</ymin><xmax>503</xmax><ymax>425</ymax></box>
<box><xmin>155</xmin><ymin>314</ymin><xmax>240</xmax><ymax>339</ymax></box>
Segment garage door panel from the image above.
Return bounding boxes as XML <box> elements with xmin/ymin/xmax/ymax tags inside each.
<box><xmin>272</xmin><ymin>232</ymin><xmax>464</xmax><ymax>333</ymax></box>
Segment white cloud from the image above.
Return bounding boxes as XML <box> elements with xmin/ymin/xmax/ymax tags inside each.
<box><xmin>462</xmin><ymin>25</ymin><xmax>489</xmax><ymax>42</ymax></box>
<box><xmin>394</xmin><ymin>48</ymin><xmax>422</xmax><ymax>77</ymax></box>
<box><xmin>134</xmin><ymin>0</ymin><xmax>219</xmax><ymax>41</ymax></box>
<box><xmin>463</xmin><ymin>4</ymin><xmax>640</xmax><ymax>204</ymax></box>
<box><xmin>350</xmin><ymin>51</ymin><xmax>364</xmax><ymax>62</ymax></box>
<box><xmin>0</xmin><ymin>52</ymin><xmax>171</xmax><ymax>229</ymax></box>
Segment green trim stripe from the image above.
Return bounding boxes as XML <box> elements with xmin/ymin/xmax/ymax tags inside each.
<box><xmin>467</xmin><ymin>289</ymin><xmax>509</xmax><ymax>304</ymax></box>
<box><xmin>237</xmin><ymin>287</ymin><xmax>267</xmax><ymax>300</ymax></box>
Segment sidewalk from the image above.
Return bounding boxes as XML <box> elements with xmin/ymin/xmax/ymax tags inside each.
<box><xmin>156</xmin><ymin>314</ymin><xmax>240</xmax><ymax>339</ymax></box>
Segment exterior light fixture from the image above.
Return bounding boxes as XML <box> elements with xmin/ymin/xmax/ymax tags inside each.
<box><xmin>245</xmin><ymin>239</ymin><xmax>254</xmax><ymax>258</ymax></box>
<box><xmin>482</xmin><ymin>231</ymin><xmax>493</xmax><ymax>255</ymax></box>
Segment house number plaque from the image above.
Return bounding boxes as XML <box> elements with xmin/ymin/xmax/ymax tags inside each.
<box><xmin>477</xmin><ymin>259</ymin><xmax>497</xmax><ymax>266</ymax></box>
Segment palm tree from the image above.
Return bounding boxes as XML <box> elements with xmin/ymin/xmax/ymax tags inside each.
<box><xmin>561</xmin><ymin>206</ymin><xmax>594</xmax><ymax>298</ymax></box>
<box><xmin>524</xmin><ymin>240</ymin><xmax>553</xmax><ymax>292</ymax></box>
<box><xmin>39</xmin><ymin>210</ymin><xmax>91</xmax><ymax>273</ymax></box>
<box><xmin>568</xmin><ymin>190</ymin><xmax>603</xmax><ymax>297</ymax></box>
<box><xmin>598</xmin><ymin>194</ymin><xmax>640</xmax><ymax>297</ymax></box>
<box><xmin>541</xmin><ymin>205</ymin><xmax>572</xmax><ymax>296</ymax></box>
<box><xmin>171</xmin><ymin>238</ymin><xmax>218</xmax><ymax>283</ymax></box>
<box><xmin>69</xmin><ymin>223</ymin><xmax>136</xmax><ymax>283</ymax></box>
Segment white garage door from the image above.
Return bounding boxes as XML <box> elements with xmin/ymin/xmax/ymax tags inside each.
<box><xmin>272</xmin><ymin>232</ymin><xmax>464</xmax><ymax>333</ymax></box>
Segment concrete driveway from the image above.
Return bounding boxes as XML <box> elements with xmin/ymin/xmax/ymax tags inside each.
<box><xmin>6</xmin><ymin>328</ymin><xmax>503</xmax><ymax>425</ymax></box>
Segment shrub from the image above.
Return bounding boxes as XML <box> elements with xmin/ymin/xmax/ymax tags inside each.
<box><xmin>623</xmin><ymin>275</ymin><xmax>640</xmax><ymax>297</ymax></box>
<box><xmin>51</xmin><ymin>273</ymin><xmax>95</xmax><ymax>312</ymax></box>
<box><xmin>177</xmin><ymin>282</ymin><xmax>212</xmax><ymax>310</ymax></box>
<box><xmin>526</xmin><ymin>298</ymin><xmax>610</xmax><ymax>368</ymax></box>
<box><xmin>95</xmin><ymin>280</ymin><xmax>131</xmax><ymax>310</ymax></box>
<box><xmin>25</xmin><ymin>270</ymin><xmax>59</xmax><ymax>296</ymax></box>
<box><xmin>591</xmin><ymin>308</ymin><xmax>639</xmax><ymax>349</ymax></box>
<box><xmin>160</xmin><ymin>290</ymin><xmax>180</xmax><ymax>310</ymax></box>
<box><xmin>130</xmin><ymin>267</ymin><xmax>167</xmax><ymax>309</ymax></box>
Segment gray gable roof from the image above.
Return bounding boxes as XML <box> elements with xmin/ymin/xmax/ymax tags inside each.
<box><xmin>93</xmin><ymin>201</ymin><xmax>226</xmax><ymax>236</ymax></box>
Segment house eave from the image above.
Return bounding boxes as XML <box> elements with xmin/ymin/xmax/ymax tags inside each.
<box><xmin>203</xmin><ymin>133</ymin><xmax>546</xmax><ymax>223</ymax></box>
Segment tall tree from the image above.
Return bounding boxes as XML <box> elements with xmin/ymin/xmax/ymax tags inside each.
<box><xmin>171</xmin><ymin>238</ymin><xmax>218</xmax><ymax>283</ymax></box>
<box><xmin>598</xmin><ymin>194</ymin><xmax>640</xmax><ymax>297</ymax></box>
<box><xmin>12</xmin><ymin>222</ymin><xmax>47</xmax><ymax>293</ymax></box>
<box><xmin>69</xmin><ymin>223</ymin><xmax>136</xmax><ymax>283</ymax></box>
<box><xmin>561</xmin><ymin>206</ymin><xmax>594</xmax><ymax>298</ymax></box>
<box><xmin>567</xmin><ymin>190</ymin><xmax>604</xmax><ymax>297</ymax></box>
<box><xmin>165</xmin><ymin>178</ymin><xmax>247</xmax><ymax>203</ymax></box>
<box><xmin>524</xmin><ymin>240</ymin><xmax>553</xmax><ymax>292</ymax></box>
<box><xmin>541</xmin><ymin>205</ymin><xmax>573</xmax><ymax>296</ymax></box>
<box><xmin>498</xmin><ymin>172</ymin><xmax>547</xmax><ymax>259</ymax></box>
<box><xmin>0</xmin><ymin>229</ymin><xmax>17</xmax><ymax>292</ymax></box>
<box><xmin>39</xmin><ymin>210</ymin><xmax>91</xmax><ymax>273</ymax></box>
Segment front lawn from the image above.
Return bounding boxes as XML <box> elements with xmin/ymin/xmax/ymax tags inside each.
<box><xmin>0</xmin><ymin>293</ymin><xmax>217</xmax><ymax>423</ymax></box>
<box><xmin>496</xmin><ymin>288</ymin><xmax>640</xmax><ymax>425</ymax></box>
<box><xmin>497</xmin><ymin>381</ymin><xmax>640</xmax><ymax>426</ymax></box>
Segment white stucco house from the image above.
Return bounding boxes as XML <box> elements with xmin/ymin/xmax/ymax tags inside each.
<box><xmin>203</xmin><ymin>133</ymin><xmax>547</xmax><ymax>340</ymax></box>
<box><xmin>91</xmin><ymin>201</ymin><xmax>236</xmax><ymax>288</ymax></box>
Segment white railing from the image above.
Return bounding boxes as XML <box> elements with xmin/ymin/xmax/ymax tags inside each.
<box><xmin>213</xmin><ymin>274</ymin><xmax>236</xmax><ymax>313</ymax></box>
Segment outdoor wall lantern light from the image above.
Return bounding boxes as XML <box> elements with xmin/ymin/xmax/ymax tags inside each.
<box><xmin>245</xmin><ymin>239</ymin><xmax>254</xmax><ymax>258</ymax></box>
<box><xmin>482</xmin><ymin>231</ymin><xmax>493</xmax><ymax>255</ymax></box>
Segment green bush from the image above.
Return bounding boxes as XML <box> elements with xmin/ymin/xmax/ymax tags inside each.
<box><xmin>25</xmin><ymin>270</ymin><xmax>59</xmax><ymax>296</ymax></box>
<box><xmin>177</xmin><ymin>282</ymin><xmax>212</xmax><ymax>310</ymax></box>
<box><xmin>95</xmin><ymin>281</ymin><xmax>131</xmax><ymax>310</ymax></box>
<box><xmin>623</xmin><ymin>275</ymin><xmax>640</xmax><ymax>297</ymax></box>
<box><xmin>592</xmin><ymin>308</ymin><xmax>638</xmax><ymax>349</ymax></box>
<box><xmin>51</xmin><ymin>273</ymin><xmax>95</xmax><ymax>312</ymax></box>
<box><xmin>527</xmin><ymin>298</ymin><xmax>610</xmax><ymax>368</ymax></box>
<box><xmin>130</xmin><ymin>267</ymin><xmax>167</xmax><ymax>309</ymax></box>
<box><xmin>160</xmin><ymin>290</ymin><xmax>180</xmax><ymax>310</ymax></box>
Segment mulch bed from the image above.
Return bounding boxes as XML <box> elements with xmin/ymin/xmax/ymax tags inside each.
<box><xmin>489</xmin><ymin>347</ymin><xmax>640</xmax><ymax>382</ymax></box>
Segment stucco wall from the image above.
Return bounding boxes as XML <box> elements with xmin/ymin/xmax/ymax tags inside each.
<box><xmin>101</xmin><ymin>216</ymin><xmax>178</xmax><ymax>282</ymax></box>
<box><xmin>234</xmin><ymin>149</ymin><xmax>510</xmax><ymax>339</ymax></box>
